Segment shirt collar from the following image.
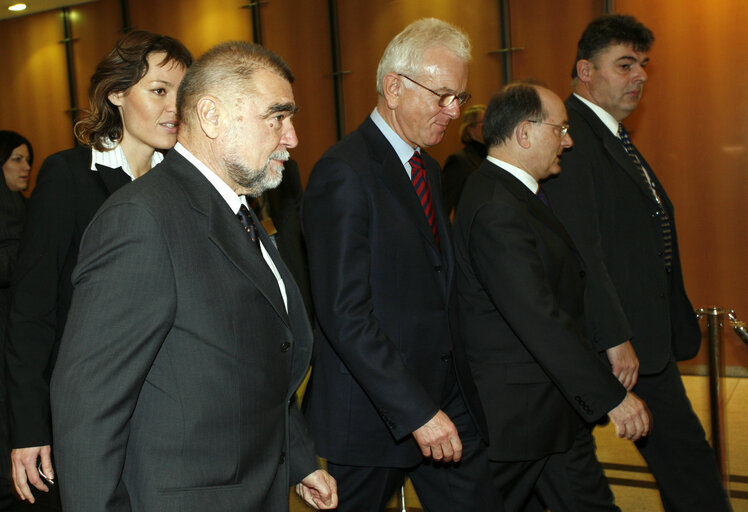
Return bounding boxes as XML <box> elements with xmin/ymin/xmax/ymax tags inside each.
<box><xmin>90</xmin><ymin>139</ymin><xmax>164</xmax><ymax>180</ymax></box>
<box><xmin>173</xmin><ymin>143</ymin><xmax>245</xmax><ymax>214</ymax></box>
<box><xmin>573</xmin><ymin>93</ymin><xmax>620</xmax><ymax>137</ymax></box>
<box><xmin>370</xmin><ymin>108</ymin><xmax>421</xmax><ymax>171</ymax></box>
<box><xmin>486</xmin><ymin>155</ymin><xmax>538</xmax><ymax>193</ymax></box>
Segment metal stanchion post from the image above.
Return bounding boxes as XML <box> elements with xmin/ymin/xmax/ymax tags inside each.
<box><xmin>697</xmin><ymin>307</ymin><xmax>727</xmax><ymax>484</ymax></box>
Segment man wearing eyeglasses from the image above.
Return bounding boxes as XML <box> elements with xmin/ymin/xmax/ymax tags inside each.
<box><xmin>453</xmin><ymin>82</ymin><xmax>650</xmax><ymax>511</ymax></box>
<box><xmin>543</xmin><ymin>15</ymin><xmax>731</xmax><ymax>511</ymax></box>
<box><xmin>301</xmin><ymin>18</ymin><xmax>500</xmax><ymax>512</ymax></box>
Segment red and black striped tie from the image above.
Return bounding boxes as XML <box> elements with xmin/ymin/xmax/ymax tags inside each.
<box><xmin>409</xmin><ymin>150</ymin><xmax>439</xmax><ymax>248</ymax></box>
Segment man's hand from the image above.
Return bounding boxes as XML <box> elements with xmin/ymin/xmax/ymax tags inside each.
<box><xmin>412</xmin><ymin>410</ymin><xmax>462</xmax><ymax>462</ymax></box>
<box><xmin>608</xmin><ymin>392</ymin><xmax>651</xmax><ymax>441</ymax></box>
<box><xmin>11</xmin><ymin>445</ymin><xmax>54</xmax><ymax>503</ymax></box>
<box><xmin>605</xmin><ymin>340</ymin><xmax>639</xmax><ymax>390</ymax></box>
<box><xmin>295</xmin><ymin>469</ymin><xmax>338</xmax><ymax>510</ymax></box>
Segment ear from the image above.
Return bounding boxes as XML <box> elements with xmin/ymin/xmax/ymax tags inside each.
<box><xmin>515</xmin><ymin>121</ymin><xmax>532</xmax><ymax>149</ymax></box>
<box><xmin>576</xmin><ymin>59</ymin><xmax>593</xmax><ymax>83</ymax></box>
<box><xmin>108</xmin><ymin>90</ymin><xmax>124</xmax><ymax>107</ymax></box>
<box><xmin>195</xmin><ymin>96</ymin><xmax>221</xmax><ymax>139</ymax></box>
<box><xmin>381</xmin><ymin>73</ymin><xmax>402</xmax><ymax>110</ymax></box>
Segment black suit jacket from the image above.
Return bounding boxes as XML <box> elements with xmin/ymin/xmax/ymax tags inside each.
<box><xmin>6</xmin><ymin>146</ymin><xmax>131</xmax><ymax>448</ymax></box>
<box><xmin>544</xmin><ymin>95</ymin><xmax>700</xmax><ymax>374</ymax></box>
<box><xmin>454</xmin><ymin>160</ymin><xmax>624</xmax><ymax>461</ymax></box>
<box><xmin>301</xmin><ymin>117</ymin><xmax>487</xmax><ymax>467</ymax></box>
<box><xmin>442</xmin><ymin>140</ymin><xmax>486</xmax><ymax>216</ymax></box>
<box><xmin>50</xmin><ymin>149</ymin><xmax>318</xmax><ymax>511</ymax></box>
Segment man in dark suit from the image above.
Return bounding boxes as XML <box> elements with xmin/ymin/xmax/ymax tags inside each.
<box><xmin>543</xmin><ymin>15</ymin><xmax>731</xmax><ymax>511</ymax></box>
<box><xmin>454</xmin><ymin>83</ymin><xmax>650</xmax><ymax>511</ymax></box>
<box><xmin>49</xmin><ymin>42</ymin><xmax>336</xmax><ymax>511</ymax></box>
<box><xmin>302</xmin><ymin>18</ymin><xmax>500</xmax><ymax>512</ymax></box>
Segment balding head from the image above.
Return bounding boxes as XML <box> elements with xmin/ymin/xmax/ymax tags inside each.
<box><xmin>484</xmin><ymin>83</ymin><xmax>572</xmax><ymax>181</ymax></box>
<box><xmin>177</xmin><ymin>41</ymin><xmax>294</xmax><ymax>134</ymax></box>
<box><xmin>176</xmin><ymin>42</ymin><xmax>299</xmax><ymax>197</ymax></box>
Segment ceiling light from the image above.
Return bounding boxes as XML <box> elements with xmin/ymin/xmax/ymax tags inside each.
<box><xmin>8</xmin><ymin>3</ymin><xmax>27</xmax><ymax>11</ymax></box>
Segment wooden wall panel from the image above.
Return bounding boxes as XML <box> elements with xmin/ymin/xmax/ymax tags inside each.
<box><xmin>69</xmin><ymin>0</ymin><xmax>122</xmax><ymax>119</ymax></box>
<box><xmin>0</xmin><ymin>10</ymin><xmax>72</xmax><ymax>195</ymax></box>
<box><xmin>336</xmin><ymin>0</ymin><xmax>503</xmax><ymax>169</ymax></box>
<box><xmin>260</xmin><ymin>0</ymin><xmax>338</xmax><ymax>183</ymax></box>
<box><xmin>614</xmin><ymin>0</ymin><xmax>748</xmax><ymax>366</ymax></box>
<box><xmin>508</xmin><ymin>0</ymin><xmax>601</xmax><ymax>96</ymax></box>
<box><xmin>128</xmin><ymin>0</ymin><xmax>252</xmax><ymax>58</ymax></box>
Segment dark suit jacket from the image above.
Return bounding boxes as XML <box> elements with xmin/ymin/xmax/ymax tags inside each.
<box><xmin>301</xmin><ymin>117</ymin><xmax>487</xmax><ymax>468</ymax></box>
<box><xmin>6</xmin><ymin>146</ymin><xmax>131</xmax><ymax>448</ymax></box>
<box><xmin>50</xmin><ymin>149</ymin><xmax>318</xmax><ymax>511</ymax></box>
<box><xmin>442</xmin><ymin>140</ymin><xmax>486</xmax><ymax>216</ymax></box>
<box><xmin>544</xmin><ymin>95</ymin><xmax>700</xmax><ymax>374</ymax></box>
<box><xmin>453</xmin><ymin>160</ymin><xmax>624</xmax><ymax>461</ymax></box>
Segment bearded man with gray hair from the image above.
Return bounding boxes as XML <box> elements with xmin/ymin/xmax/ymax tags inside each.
<box><xmin>50</xmin><ymin>41</ymin><xmax>337</xmax><ymax>511</ymax></box>
<box><xmin>302</xmin><ymin>18</ymin><xmax>501</xmax><ymax>512</ymax></box>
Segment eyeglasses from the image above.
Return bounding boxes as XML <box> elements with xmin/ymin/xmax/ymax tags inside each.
<box><xmin>528</xmin><ymin>120</ymin><xmax>570</xmax><ymax>137</ymax></box>
<box><xmin>398</xmin><ymin>74</ymin><xmax>471</xmax><ymax>107</ymax></box>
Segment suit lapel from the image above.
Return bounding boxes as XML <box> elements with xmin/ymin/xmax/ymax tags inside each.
<box><xmin>166</xmin><ymin>151</ymin><xmax>291</xmax><ymax>327</ymax></box>
<box><xmin>487</xmin><ymin>162</ymin><xmax>580</xmax><ymax>255</ymax></box>
<box><xmin>94</xmin><ymin>164</ymin><xmax>132</xmax><ymax>195</ymax></box>
<box><xmin>361</xmin><ymin>119</ymin><xmax>441</xmax><ymax>253</ymax></box>
<box><xmin>568</xmin><ymin>96</ymin><xmax>660</xmax><ymax>208</ymax></box>
<box><xmin>252</xmin><ymin>206</ymin><xmax>313</xmax><ymax>387</ymax></box>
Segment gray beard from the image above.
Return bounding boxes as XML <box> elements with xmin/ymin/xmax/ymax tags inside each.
<box><xmin>225</xmin><ymin>150</ymin><xmax>288</xmax><ymax>198</ymax></box>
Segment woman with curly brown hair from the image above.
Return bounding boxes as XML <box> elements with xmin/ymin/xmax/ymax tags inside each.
<box><xmin>5</xmin><ymin>30</ymin><xmax>191</xmax><ymax>508</ymax></box>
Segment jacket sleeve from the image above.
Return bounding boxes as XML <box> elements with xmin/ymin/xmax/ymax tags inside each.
<box><xmin>50</xmin><ymin>201</ymin><xmax>176</xmax><ymax>512</ymax></box>
<box><xmin>288</xmin><ymin>395</ymin><xmax>320</xmax><ymax>484</ymax></box>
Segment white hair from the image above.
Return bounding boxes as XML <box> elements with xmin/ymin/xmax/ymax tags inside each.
<box><xmin>376</xmin><ymin>18</ymin><xmax>471</xmax><ymax>95</ymax></box>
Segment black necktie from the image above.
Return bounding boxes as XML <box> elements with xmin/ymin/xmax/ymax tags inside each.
<box><xmin>618</xmin><ymin>123</ymin><xmax>672</xmax><ymax>270</ymax></box>
<box><xmin>237</xmin><ymin>204</ymin><xmax>260</xmax><ymax>248</ymax></box>
<box><xmin>537</xmin><ymin>186</ymin><xmax>551</xmax><ymax>209</ymax></box>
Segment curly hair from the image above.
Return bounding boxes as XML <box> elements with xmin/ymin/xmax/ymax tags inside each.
<box><xmin>74</xmin><ymin>30</ymin><xmax>192</xmax><ymax>151</ymax></box>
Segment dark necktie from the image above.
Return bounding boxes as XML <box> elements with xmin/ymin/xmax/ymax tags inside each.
<box><xmin>409</xmin><ymin>150</ymin><xmax>440</xmax><ymax>248</ymax></box>
<box><xmin>618</xmin><ymin>123</ymin><xmax>672</xmax><ymax>270</ymax></box>
<box><xmin>237</xmin><ymin>204</ymin><xmax>260</xmax><ymax>248</ymax></box>
<box><xmin>537</xmin><ymin>186</ymin><xmax>551</xmax><ymax>209</ymax></box>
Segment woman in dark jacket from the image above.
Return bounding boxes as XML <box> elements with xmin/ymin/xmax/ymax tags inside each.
<box><xmin>441</xmin><ymin>104</ymin><xmax>487</xmax><ymax>218</ymax></box>
<box><xmin>5</xmin><ymin>31</ymin><xmax>191</xmax><ymax>508</ymax></box>
<box><xmin>0</xmin><ymin>130</ymin><xmax>33</xmax><ymax>510</ymax></box>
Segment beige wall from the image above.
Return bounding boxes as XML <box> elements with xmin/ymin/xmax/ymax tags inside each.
<box><xmin>0</xmin><ymin>0</ymin><xmax>745</xmax><ymax>363</ymax></box>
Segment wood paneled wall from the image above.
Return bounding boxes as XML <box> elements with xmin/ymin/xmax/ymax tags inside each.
<box><xmin>0</xmin><ymin>0</ymin><xmax>745</xmax><ymax>362</ymax></box>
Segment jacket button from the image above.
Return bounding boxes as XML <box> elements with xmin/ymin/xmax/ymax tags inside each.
<box><xmin>579</xmin><ymin>270</ymin><xmax>586</xmax><ymax>278</ymax></box>
<box><xmin>441</xmin><ymin>353</ymin><xmax>452</xmax><ymax>362</ymax></box>
<box><xmin>280</xmin><ymin>342</ymin><xmax>291</xmax><ymax>352</ymax></box>
<box><xmin>434</xmin><ymin>265</ymin><xmax>443</xmax><ymax>272</ymax></box>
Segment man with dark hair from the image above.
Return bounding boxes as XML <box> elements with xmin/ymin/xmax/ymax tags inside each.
<box><xmin>454</xmin><ymin>82</ymin><xmax>650</xmax><ymax>511</ymax></box>
<box><xmin>49</xmin><ymin>41</ymin><xmax>337</xmax><ymax>511</ymax></box>
<box><xmin>302</xmin><ymin>18</ymin><xmax>500</xmax><ymax>512</ymax></box>
<box><xmin>544</xmin><ymin>14</ymin><xmax>731</xmax><ymax>511</ymax></box>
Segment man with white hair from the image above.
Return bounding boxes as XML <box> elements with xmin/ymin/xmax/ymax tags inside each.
<box><xmin>302</xmin><ymin>18</ymin><xmax>500</xmax><ymax>512</ymax></box>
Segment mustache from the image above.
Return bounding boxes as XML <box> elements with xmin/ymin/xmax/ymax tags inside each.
<box><xmin>269</xmin><ymin>150</ymin><xmax>290</xmax><ymax>162</ymax></box>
